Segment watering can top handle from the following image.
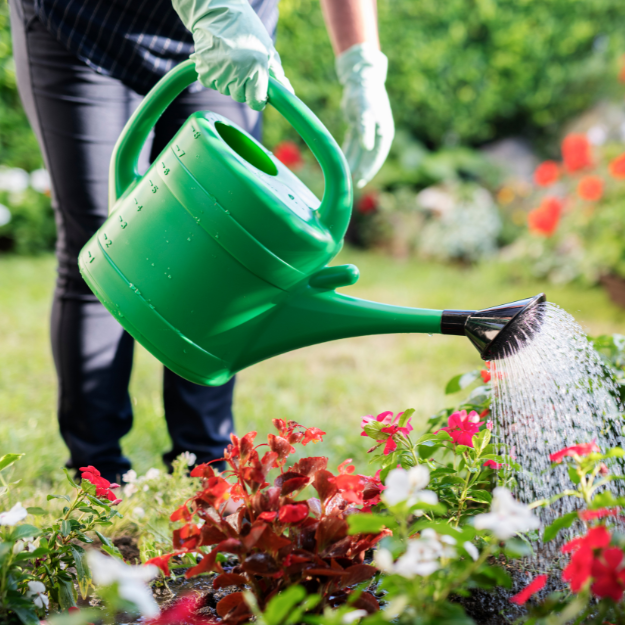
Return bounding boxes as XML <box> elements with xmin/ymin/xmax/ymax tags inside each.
<box><xmin>109</xmin><ymin>59</ymin><xmax>352</xmax><ymax>243</ymax></box>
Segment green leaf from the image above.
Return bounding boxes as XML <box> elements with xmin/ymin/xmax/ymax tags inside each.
<box><xmin>543</xmin><ymin>511</ymin><xmax>579</xmax><ymax>542</ymax></box>
<box><xmin>62</xmin><ymin>468</ymin><xmax>78</xmax><ymax>490</ymax></box>
<box><xmin>70</xmin><ymin>545</ymin><xmax>92</xmax><ymax>599</ymax></box>
<box><xmin>25</xmin><ymin>507</ymin><xmax>47</xmax><ymax>516</ymax></box>
<box><xmin>263</xmin><ymin>585</ymin><xmax>307</xmax><ymax>625</ymax></box>
<box><xmin>347</xmin><ymin>514</ymin><xmax>390</xmax><ymax>535</ymax></box>
<box><xmin>81</xmin><ymin>479</ymin><xmax>97</xmax><ymax>496</ymax></box>
<box><xmin>61</xmin><ymin>520</ymin><xmax>72</xmax><ymax>538</ymax></box>
<box><xmin>567</xmin><ymin>465</ymin><xmax>580</xmax><ymax>485</ymax></box>
<box><xmin>467</xmin><ymin>489</ymin><xmax>492</xmax><ymax>504</ymax></box>
<box><xmin>48</xmin><ymin>608</ymin><xmax>101</xmax><ymax>625</ymax></box>
<box><xmin>47</xmin><ymin>494</ymin><xmax>71</xmax><ymax>503</ymax></box>
<box><xmin>10</xmin><ymin>524</ymin><xmax>41</xmax><ymax>541</ymax></box>
<box><xmin>445</xmin><ymin>371</ymin><xmax>480</xmax><ymax>395</ymax></box>
<box><xmin>397</xmin><ymin>408</ymin><xmax>415</xmax><ymax>429</ymax></box>
<box><xmin>57</xmin><ymin>578</ymin><xmax>77</xmax><ymax>610</ymax></box>
<box><xmin>0</xmin><ymin>453</ymin><xmax>24</xmax><ymax>473</ymax></box>
<box><xmin>504</xmin><ymin>537</ymin><xmax>533</xmax><ymax>557</ymax></box>
<box><xmin>10</xmin><ymin>605</ymin><xmax>39</xmax><ymax>625</ymax></box>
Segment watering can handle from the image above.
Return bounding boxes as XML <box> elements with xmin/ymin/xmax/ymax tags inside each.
<box><xmin>109</xmin><ymin>59</ymin><xmax>353</xmax><ymax>243</ymax></box>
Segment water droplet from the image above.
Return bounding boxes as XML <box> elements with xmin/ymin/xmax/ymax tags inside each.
<box><xmin>187</xmin><ymin>237</ymin><xmax>191</xmax><ymax>241</ymax></box>
<box><xmin>288</xmin><ymin>194</ymin><xmax>295</xmax><ymax>200</ymax></box>
<box><xmin>168</xmin><ymin>275</ymin><xmax>171</xmax><ymax>279</ymax></box>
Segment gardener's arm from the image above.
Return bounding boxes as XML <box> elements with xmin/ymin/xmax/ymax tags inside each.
<box><xmin>320</xmin><ymin>0</ymin><xmax>394</xmax><ymax>188</ymax></box>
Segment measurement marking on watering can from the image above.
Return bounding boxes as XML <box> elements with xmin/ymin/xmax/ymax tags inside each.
<box><xmin>161</xmin><ymin>161</ymin><xmax>170</xmax><ymax>175</ymax></box>
<box><xmin>149</xmin><ymin>179</ymin><xmax>158</xmax><ymax>193</ymax></box>
<box><xmin>87</xmin><ymin>251</ymin><xmax>95</xmax><ymax>263</ymax></box>
<box><xmin>119</xmin><ymin>215</ymin><xmax>128</xmax><ymax>229</ymax></box>
<box><xmin>103</xmin><ymin>233</ymin><xmax>112</xmax><ymax>248</ymax></box>
<box><xmin>190</xmin><ymin>125</ymin><xmax>201</xmax><ymax>139</ymax></box>
<box><xmin>175</xmin><ymin>144</ymin><xmax>185</xmax><ymax>157</ymax></box>
<box><xmin>134</xmin><ymin>198</ymin><xmax>143</xmax><ymax>211</ymax></box>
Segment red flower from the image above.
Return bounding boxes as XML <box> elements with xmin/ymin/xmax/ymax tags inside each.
<box><xmin>145</xmin><ymin>553</ymin><xmax>178</xmax><ymax>577</ymax></box>
<box><xmin>278</xmin><ymin>503</ymin><xmax>309</xmax><ymax>524</ymax></box>
<box><xmin>480</xmin><ymin>369</ymin><xmax>491</xmax><ymax>384</ymax></box>
<box><xmin>258</xmin><ymin>511</ymin><xmax>278</xmax><ymax>522</ymax></box>
<box><xmin>79</xmin><ymin>466</ymin><xmax>121</xmax><ymax>504</ymax></box>
<box><xmin>435</xmin><ymin>410</ymin><xmax>484</xmax><ymax>447</ymax></box>
<box><xmin>579</xmin><ymin>508</ymin><xmax>621</xmax><ymax>522</ymax></box>
<box><xmin>591</xmin><ymin>547</ymin><xmax>625</xmax><ymax>602</ymax></box>
<box><xmin>484</xmin><ymin>459</ymin><xmax>503</xmax><ymax>470</ymax></box>
<box><xmin>273</xmin><ymin>141</ymin><xmax>303</xmax><ymax>169</ymax></box>
<box><xmin>577</xmin><ymin>176</ymin><xmax>604</xmax><ymax>201</ymax></box>
<box><xmin>146</xmin><ymin>594</ymin><xmax>216</xmax><ymax>625</ymax></box>
<box><xmin>549</xmin><ymin>441</ymin><xmax>600</xmax><ymax>464</ymax></box>
<box><xmin>609</xmin><ymin>153</ymin><xmax>625</xmax><ymax>180</ymax></box>
<box><xmin>527</xmin><ymin>196</ymin><xmax>562</xmax><ymax>237</ymax></box>
<box><xmin>562</xmin><ymin>526</ymin><xmax>612</xmax><ymax>593</ymax></box>
<box><xmin>562</xmin><ymin>134</ymin><xmax>593</xmax><ymax>173</ymax></box>
<box><xmin>534</xmin><ymin>161</ymin><xmax>560</xmax><ymax>187</ymax></box>
<box><xmin>510</xmin><ymin>574</ymin><xmax>548</xmax><ymax>605</ymax></box>
<box><xmin>356</xmin><ymin>192</ymin><xmax>378</xmax><ymax>214</ymax></box>
<box><xmin>301</xmin><ymin>427</ymin><xmax>325</xmax><ymax>446</ymax></box>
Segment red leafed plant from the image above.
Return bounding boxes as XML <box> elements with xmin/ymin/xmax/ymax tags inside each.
<box><xmin>147</xmin><ymin>420</ymin><xmax>388</xmax><ymax>624</ymax></box>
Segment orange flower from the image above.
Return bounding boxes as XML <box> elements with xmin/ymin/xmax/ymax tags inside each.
<box><xmin>609</xmin><ymin>153</ymin><xmax>625</xmax><ymax>179</ymax></box>
<box><xmin>562</xmin><ymin>134</ymin><xmax>593</xmax><ymax>173</ymax></box>
<box><xmin>527</xmin><ymin>196</ymin><xmax>563</xmax><ymax>237</ymax></box>
<box><xmin>577</xmin><ymin>176</ymin><xmax>604</xmax><ymax>201</ymax></box>
<box><xmin>534</xmin><ymin>161</ymin><xmax>559</xmax><ymax>187</ymax></box>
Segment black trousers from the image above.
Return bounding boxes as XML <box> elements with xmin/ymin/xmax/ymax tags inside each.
<box><xmin>9</xmin><ymin>0</ymin><xmax>265</xmax><ymax>481</ymax></box>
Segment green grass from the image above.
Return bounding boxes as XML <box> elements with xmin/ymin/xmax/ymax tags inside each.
<box><xmin>1</xmin><ymin>249</ymin><xmax>624</xmax><ymax>497</ymax></box>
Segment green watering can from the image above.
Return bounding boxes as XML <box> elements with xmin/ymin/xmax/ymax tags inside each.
<box><xmin>78</xmin><ymin>60</ymin><xmax>545</xmax><ymax>386</ymax></box>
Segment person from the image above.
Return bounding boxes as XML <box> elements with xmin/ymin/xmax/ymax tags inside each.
<box><xmin>8</xmin><ymin>0</ymin><xmax>394</xmax><ymax>482</ymax></box>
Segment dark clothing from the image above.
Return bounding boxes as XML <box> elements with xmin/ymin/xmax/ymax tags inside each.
<box><xmin>9</xmin><ymin>0</ymin><xmax>274</xmax><ymax>482</ymax></box>
<box><xmin>33</xmin><ymin>0</ymin><xmax>279</xmax><ymax>95</ymax></box>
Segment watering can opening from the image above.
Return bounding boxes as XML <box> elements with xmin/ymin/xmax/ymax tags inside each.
<box><xmin>214</xmin><ymin>121</ymin><xmax>278</xmax><ymax>176</ymax></box>
<box><xmin>442</xmin><ymin>293</ymin><xmax>546</xmax><ymax>361</ymax></box>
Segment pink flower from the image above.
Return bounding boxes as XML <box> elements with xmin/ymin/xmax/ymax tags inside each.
<box><xmin>484</xmin><ymin>460</ymin><xmax>503</xmax><ymax>470</ymax></box>
<box><xmin>549</xmin><ymin>441</ymin><xmax>600</xmax><ymax>464</ymax></box>
<box><xmin>361</xmin><ymin>411</ymin><xmax>413</xmax><ymax>456</ymax></box>
<box><xmin>579</xmin><ymin>508</ymin><xmax>621</xmax><ymax>522</ymax></box>
<box><xmin>435</xmin><ymin>410</ymin><xmax>484</xmax><ymax>447</ymax></box>
<box><xmin>486</xmin><ymin>421</ymin><xmax>493</xmax><ymax>431</ymax></box>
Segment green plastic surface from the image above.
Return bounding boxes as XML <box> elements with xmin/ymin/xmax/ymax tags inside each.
<box><xmin>79</xmin><ymin>59</ymin><xmax>445</xmax><ymax>386</ymax></box>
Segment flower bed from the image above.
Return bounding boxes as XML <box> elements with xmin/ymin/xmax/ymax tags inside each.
<box><xmin>1</xmin><ymin>336</ymin><xmax>624</xmax><ymax>624</ymax></box>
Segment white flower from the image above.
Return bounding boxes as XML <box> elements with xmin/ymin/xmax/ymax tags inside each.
<box><xmin>133</xmin><ymin>507</ymin><xmax>145</xmax><ymax>518</ymax></box>
<box><xmin>122</xmin><ymin>469</ymin><xmax>137</xmax><ymax>484</ymax></box>
<box><xmin>463</xmin><ymin>541</ymin><xmax>479</xmax><ymax>561</ymax></box>
<box><xmin>145</xmin><ymin>468</ymin><xmax>160</xmax><ymax>480</ymax></box>
<box><xmin>383</xmin><ymin>465</ymin><xmax>438</xmax><ymax>513</ymax></box>
<box><xmin>342</xmin><ymin>609</ymin><xmax>368</xmax><ymax>624</ymax></box>
<box><xmin>123</xmin><ymin>483</ymin><xmax>138</xmax><ymax>498</ymax></box>
<box><xmin>374</xmin><ymin>529</ymin><xmax>456</xmax><ymax>580</ymax></box>
<box><xmin>0</xmin><ymin>204</ymin><xmax>10</xmax><ymax>227</ymax></box>
<box><xmin>473</xmin><ymin>487</ymin><xmax>540</xmax><ymax>540</ymax></box>
<box><xmin>373</xmin><ymin>548</ymin><xmax>395</xmax><ymax>574</ymax></box>
<box><xmin>26</xmin><ymin>581</ymin><xmax>49</xmax><ymax>609</ymax></box>
<box><xmin>180</xmin><ymin>451</ymin><xmax>197</xmax><ymax>466</ymax></box>
<box><xmin>587</xmin><ymin>125</ymin><xmax>607</xmax><ymax>146</ymax></box>
<box><xmin>0</xmin><ymin>503</ymin><xmax>28</xmax><ymax>526</ymax></box>
<box><xmin>0</xmin><ymin>167</ymin><xmax>29</xmax><ymax>193</ymax></box>
<box><xmin>86</xmin><ymin>551</ymin><xmax>159</xmax><ymax>617</ymax></box>
<box><xmin>29</xmin><ymin>168</ymin><xmax>50</xmax><ymax>194</ymax></box>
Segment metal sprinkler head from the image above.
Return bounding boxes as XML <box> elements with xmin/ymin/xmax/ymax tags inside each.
<box><xmin>441</xmin><ymin>294</ymin><xmax>547</xmax><ymax>360</ymax></box>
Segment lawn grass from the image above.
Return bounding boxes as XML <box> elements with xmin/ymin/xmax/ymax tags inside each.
<box><xmin>1</xmin><ymin>249</ymin><xmax>624</xmax><ymax>497</ymax></box>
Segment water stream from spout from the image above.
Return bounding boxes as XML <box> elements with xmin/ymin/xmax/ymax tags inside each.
<box><xmin>490</xmin><ymin>302</ymin><xmax>624</xmax><ymax>553</ymax></box>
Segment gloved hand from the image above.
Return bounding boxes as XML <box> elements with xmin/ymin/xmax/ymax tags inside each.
<box><xmin>336</xmin><ymin>43</ymin><xmax>394</xmax><ymax>189</ymax></box>
<box><xmin>171</xmin><ymin>0</ymin><xmax>293</xmax><ymax>111</ymax></box>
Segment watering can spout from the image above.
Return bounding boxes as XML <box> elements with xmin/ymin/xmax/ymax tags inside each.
<box><xmin>441</xmin><ymin>293</ymin><xmax>546</xmax><ymax>361</ymax></box>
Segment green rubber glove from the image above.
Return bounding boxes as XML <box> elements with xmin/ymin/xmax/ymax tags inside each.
<box><xmin>336</xmin><ymin>43</ymin><xmax>395</xmax><ymax>189</ymax></box>
<box><xmin>171</xmin><ymin>0</ymin><xmax>293</xmax><ymax>111</ymax></box>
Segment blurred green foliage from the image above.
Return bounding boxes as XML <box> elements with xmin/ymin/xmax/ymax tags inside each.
<box><xmin>274</xmin><ymin>0</ymin><xmax>625</xmax><ymax>148</ymax></box>
<box><xmin>0</xmin><ymin>2</ymin><xmax>42</xmax><ymax>170</ymax></box>
<box><xmin>0</xmin><ymin>189</ymin><xmax>56</xmax><ymax>254</ymax></box>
